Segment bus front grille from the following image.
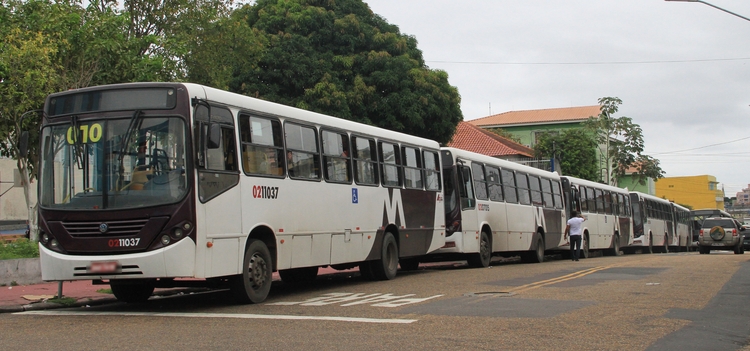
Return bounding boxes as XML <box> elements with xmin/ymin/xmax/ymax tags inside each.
<box><xmin>63</xmin><ymin>219</ymin><xmax>149</xmax><ymax>238</ymax></box>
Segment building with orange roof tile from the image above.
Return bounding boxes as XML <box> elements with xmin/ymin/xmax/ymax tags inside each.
<box><xmin>447</xmin><ymin>121</ymin><xmax>534</xmax><ymax>159</ymax></box>
<box><xmin>468</xmin><ymin>105</ymin><xmax>602</xmax><ymax>148</ymax></box>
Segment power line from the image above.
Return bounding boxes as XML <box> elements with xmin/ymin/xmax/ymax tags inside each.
<box><xmin>426</xmin><ymin>57</ymin><xmax>750</xmax><ymax>66</ymax></box>
<box><xmin>651</xmin><ymin>135</ymin><xmax>750</xmax><ymax>155</ymax></box>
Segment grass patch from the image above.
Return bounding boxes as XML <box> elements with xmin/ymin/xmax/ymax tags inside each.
<box><xmin>97</xmin><ymin>288</ymin><xmax>113</xmax><ymax>294</ymax></box>
<box><xmin>0</xmin><ymin>239</ymin><xmax>39</xmax><ymax>260</ymax></box>
<box><xmin>48</xmin><ymin>297</ymin><xmax>77</xmax><ymax>306</ymax></box>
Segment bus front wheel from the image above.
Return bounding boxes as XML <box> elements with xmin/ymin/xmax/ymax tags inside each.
<box><xmin>231</xmin><ymin>239</ymin><xmax>273</xmax><ymax>304</ymax></box>
<box><xmin>581</xmin><ymin>234</ymin><xmax>590</xmax><ymax>259</ymax></box>
<box><xmin>468</xmin><ymin>231</ymin><xmax>492</xmax><ymax>267</ymax></box>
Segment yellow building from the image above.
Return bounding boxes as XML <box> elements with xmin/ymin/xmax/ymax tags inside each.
<box><xmin>655</xmin><ymin>175</ymin><xmax>724</xmax><ymax>210</ymax></box>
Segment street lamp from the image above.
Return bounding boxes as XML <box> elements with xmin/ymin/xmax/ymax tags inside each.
<box><xmin>665</xmin><ymin>0</ymin><xmax>750</xmax><ymax>22</ymax></box>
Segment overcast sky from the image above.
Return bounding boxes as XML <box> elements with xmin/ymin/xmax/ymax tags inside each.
<box><xmin>365</xmin><ymin>0</ymin><xmax>750</xmax><ymax>196</ymax></box>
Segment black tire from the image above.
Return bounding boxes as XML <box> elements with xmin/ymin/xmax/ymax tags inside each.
<box><xmin>662</xmin><ymin>237</ymin><xmax>669</xmax><ymax>253</ymax></box>
<box><xmin>581</xmin><ymin>234</ymin><xmax>590</xmax><ymax>259</ymax></box>
<box><xmin>230</xmin><ymin>239</ymin><xmax>273</xmax><ymax>304</ymax></box>
<box><xmin>605</xmin><ymin>235</ymin><xmax>620</xmax><ymax>256</ymax></box>
<box><xmin>468</xmin><ymin>231</ymin><xmax>492</xmax><ymax>267</ymax></box>
<box><xmin>110</xmin><ymin>281</ymin><xmax>155</xmax><ymax>303</ymax></box>
<box><xmin>699</xmin><ymin>246</ymin><xmax>710</xmax><ymax>254</ymax></box>
<box><xmin>279</xmin><ymin>266</ymin><xmax>319</xmax><ymax>284</ymax></box>
<box><xmin>522</xmin><ymin>235</ymin><xmax>545</xmax><ymax>263</ymax></box>
<box><xmin>370</xmin><ymin>232</ymin><xmax>399</xmax><ymax>280</ymax></box>
<box><xmin>645</xmin><ymin>235</ymin><xmax>654</xmax><ymax>254</ymax></box>
<box><xmin>734</xmin><ymin>241</ymin><xmax>742</xmax><ymax>255</ymax></box>
<box><xmin>399</xmin><ymin>258</ymin><xmax>420</xmax><ymax>271</ymax></box>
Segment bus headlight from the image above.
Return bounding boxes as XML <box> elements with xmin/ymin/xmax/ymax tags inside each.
<box><xmin>50</xmin><ymin>239</ymin><xmax>59</xmax><ymax>248</ymax></box>
<box><xmin>173</xmin><ymin>228</ymin><xmax>184</xmax><ymax>239</ymax></box>
<box><xmin>161</xmin><ymin>235</ymin><xmax>171</xmax><ymax>245</ymax></box>
<box><xmin>41</xmin><ymin>234</ymin><xmax>49</xmax><ymax>244</ymax></box>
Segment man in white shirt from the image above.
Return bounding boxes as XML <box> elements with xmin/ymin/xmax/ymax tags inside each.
<box><xmin>564</xmin><ymin>211</ymin><xmax>586</xmax><ymax>261</ymax></box>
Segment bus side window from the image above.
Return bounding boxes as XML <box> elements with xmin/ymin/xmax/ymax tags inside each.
<box><xmin>516</xmin><ymin>173</ymin><xmax>531</xmax><ymax>206</ymax></box>
<box><xmin>500</xmin><ymin>168</ymin><xmax>518</xmax><ymax>204</ymax></box>
<box><xmin>471</xmin><ymin>162</ymin><xmax>488</xmax><ymax>200</ymax></box>
<box><xmin>423</xmin><ymin>150</ymin><xmax>441</xmax><ymax>191</ymax></box>
<box><xmin>322</xmin><ymin>130</ymin><xmax>351</xmax><ymax>183</ymax></box>
<box><xmin>353</xmin><ymin>136</ymin><xmax>378</xmax><ymax>185</ymax></box>
<box><xmin>379</xmin><ymin>141</ymin><xmax>402</xmax><ymax>187</ymax></box>
<box><xmin>552</xmin><ymin>180</ymin><xmax>564</xmax><ymax>210</ymax></box>
<box><xmin>285</xmin><ymin>123</ymin><xmax>320</xmax><ymax>180</ymax></box>
<box><xmin>486</xmin><ymin>166</ymin><xmax>503</xmax><ymax>202</ymax></box>
<box><xmin>239</xmin><ymin>114</ymin><xmax>284</xmax><ymax>177</ymax></box>
<box><xmin>458</xmin><ymin>165</ymin><xmax>475</xmax><ymax>209</ymax></box>
<box><xmin>403</xmin><ymin>146</ymin><xmax>423</xmax><ymax>189</ymax></box>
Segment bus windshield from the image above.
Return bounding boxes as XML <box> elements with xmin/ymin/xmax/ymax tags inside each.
<box><xmin>39</xmin><ymin>116</ymin><xmax>188</xmax><ymax>210</ymax></box>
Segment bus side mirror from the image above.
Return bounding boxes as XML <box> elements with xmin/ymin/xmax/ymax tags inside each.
<box><xmin>19</xmin><ymin>131</ymin><xmax>29</xmax><ymax>158</ymax></box>
<box><xmin>207</xmin><ymin>124</ymin><xmax>221</xmax><ymax>149</ymax></box>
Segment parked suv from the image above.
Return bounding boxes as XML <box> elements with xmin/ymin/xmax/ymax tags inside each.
<box><xmin>698</xmin><ymin>217</ymin><xmax>745</xmax><ymax>254</ymax></box>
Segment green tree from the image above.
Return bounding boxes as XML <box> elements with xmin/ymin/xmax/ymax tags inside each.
<box><xmin>0</xmin><ymin>27</ymin><xmax>60</xmax><ymax>240</ymax></box>
<box><xmin>534</xmin><ymin>129</ymin><xmax>599</xmax><ymax>181</ymax></box>
<box><xmin>583</xmin><ymin>97</ymin><xmax>664</xmax><ymax>185</ymax></box>
<box><xmin>230</xmin><ymin>0</ymin><xmax>462</xmax><ymax>144</ymax></box>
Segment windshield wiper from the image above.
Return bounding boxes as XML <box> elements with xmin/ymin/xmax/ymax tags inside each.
<box><xmin>70</xmin><ymin>115</ymin><xmax>84</xmax><ymax>170</ymax></box>
<box><xmin>116</xmin><ymin>110</ymin><xmax>143</xmax><ymax>191</ymax></box>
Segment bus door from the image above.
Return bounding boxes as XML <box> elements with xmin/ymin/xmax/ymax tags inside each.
<box><xmin>195</xmin><ymin>103</ymin><xmax>242</xmax><ymax>277</ymax></box>
<box><xmin>456</xmin><ymin>162</ymin><xmax>480</xmax><ymax>252</ymax></box>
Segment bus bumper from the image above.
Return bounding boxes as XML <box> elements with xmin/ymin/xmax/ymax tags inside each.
<box><xmin>39</xmin><ymin>238</ymin><xmax>196</xmax><ymax>281</ymax></box>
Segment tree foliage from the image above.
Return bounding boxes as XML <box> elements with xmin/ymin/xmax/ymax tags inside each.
<box><xmin>230</xmin><ymin>0</ymin><xmax>462</xmax><ymax>144</ymax></box>
<box><xmin>534</xmin><ymin>129</ymin><xmax>599</xmax><ymax>181</ymax></box>
<box><xmin>582</xmin><ymin>97</ymin><xmax>664</xmax><ymax>185</ymax></box>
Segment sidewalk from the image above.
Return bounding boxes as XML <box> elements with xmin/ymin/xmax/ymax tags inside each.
<box><xmin>0</xmin><ymin>262</ymin><xmax>462</xmax><ymax>314</ymax></box>
<box><xmin>0</xmin><ymin>267</ymin><xmax>359</xmax><ymax>314</ymax></box>
<box><xmin>0</xmin><ymin>280</ymin><xmax>120</xmax><ymax>313</ymax></box>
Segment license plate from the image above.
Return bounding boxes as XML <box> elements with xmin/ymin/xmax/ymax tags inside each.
<box><xmin>711</xmin><ymin>243</ymin><xmax>726</xmax><ymax>246</ymax></box>
<box><xmin>89</xmin><ymin>261</ymin><xmax>119</xmax><ymax>274</ymax></box>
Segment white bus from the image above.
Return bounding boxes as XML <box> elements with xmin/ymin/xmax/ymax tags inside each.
<box><xmin>626</xmin><ymin>191</ymin><xmax>672</xmax><ymax>254</ymax></box>
<box><xmin>671</xmin><ymin>203</ymin><xmax>691</xmax><ymax>252</ymax></box>
<box><xmin>429</xmin><ymin>147</ymin><xmax>566</xmax><ymax>266</ymax></box>
<box><xmin>559</xmin><ymin>176</ymin><xmax>632</xmax><ymax>258</ymax></box>
<box><xmin>36</xmin><ymin>82</ymin><xmax>445</xmax><ymax>303</ymax></box>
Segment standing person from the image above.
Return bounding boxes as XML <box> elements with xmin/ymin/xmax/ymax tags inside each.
<box><xmin>565</xmin><ymin>211</ymin><xmax>586</xmax><ymax>261</ymax></box>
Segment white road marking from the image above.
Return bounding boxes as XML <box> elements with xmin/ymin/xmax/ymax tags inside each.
<box><xmin>15</xmin><ymin>310</ymin><xmax>417</xmax><ymax>324</ymax></box>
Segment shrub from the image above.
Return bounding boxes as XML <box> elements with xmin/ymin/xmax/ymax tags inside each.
<box><xmin>0</xmin><ymin>239</ymin><xmax>40</xmax><ymax>260</ymax></box>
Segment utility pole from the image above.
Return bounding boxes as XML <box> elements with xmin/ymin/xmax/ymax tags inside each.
<box><xmin>665</xmin><ymin>0</ymin><xmax>750</xmax><ymax>22</ymax></box>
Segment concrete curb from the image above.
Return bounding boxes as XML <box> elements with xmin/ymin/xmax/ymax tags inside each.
<box><xmin>0</xmin><ymin>288</ymin><xmax>207</xmax><ymax>314</ymax></box>
<box><xmin>0</xmin><ymin>258</ymin><xmax>42</xmax><ymax>286</ymax></box>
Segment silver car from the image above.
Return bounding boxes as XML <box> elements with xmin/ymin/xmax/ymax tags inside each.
<box><xmin>698</xmin><ymin>217</ymin><xmax>745</xmax><ymax>254</ymax></box>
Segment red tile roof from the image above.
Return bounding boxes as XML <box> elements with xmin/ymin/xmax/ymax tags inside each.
<box><xmin>448</xmin><ymin>122</ymin><xmax>534</xmax><ymax>158</ymax></box>
<box><xmin>469</xmin><ymin>105</ymin><xmax>601</xmax><ymax>127</ymax></box>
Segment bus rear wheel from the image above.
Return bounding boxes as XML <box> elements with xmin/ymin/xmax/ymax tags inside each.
<box><xmin>363</xmin><ymin>232</ymin><xmax>399</xmax><ymax>281</ymax></box>
<box><xmin>581</xmin><ymin>234</ymin><xmax>590</xmax><ymax>259</ymax></box>
<box><xmin>110</xmin><ymin>280</ymin><xmax>155</xmax><ymax>303</ymax></box>
<box><xmin>605</xmin><ymin>234</ymin><xmax>620</xmax><ymax>256</ymax></box>
<box><xmin>468</xmin><ymin>231</ymin><xmax>492</xmax><ymax>267</ymax></box>
<box><xmin>522</xmin><ymin>236</ymin><xmax>544</xmax><ymax>263</ymax></box>
<box><xmin>230</xmin><ymin>239</ymin><xmax>273</xmax><ymax>304</ymax></box>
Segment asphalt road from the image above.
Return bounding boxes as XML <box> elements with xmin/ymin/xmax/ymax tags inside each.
<box><xmin>2</xmin><ymin>251</ymin><xmax>750</xmax><ymax>351</ymax></box>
